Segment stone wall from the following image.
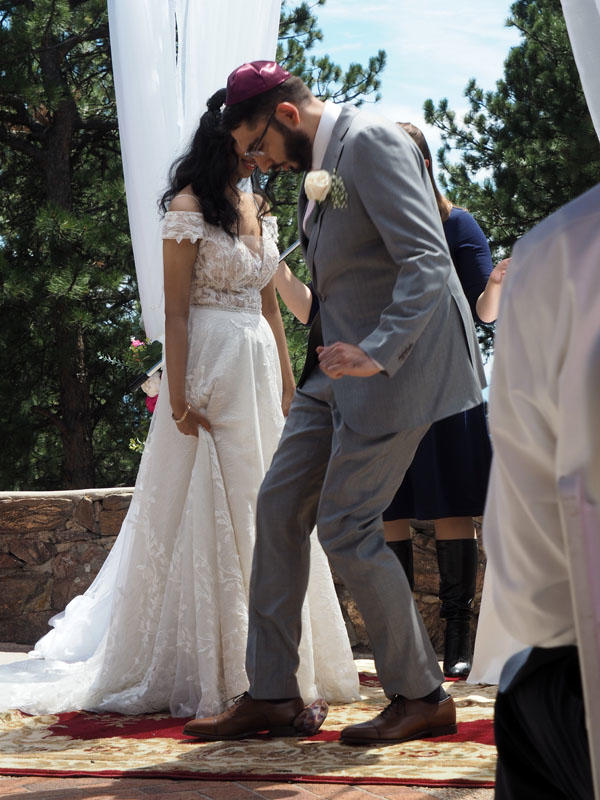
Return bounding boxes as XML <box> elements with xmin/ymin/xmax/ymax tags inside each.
<box><xmin>0</xmin><ymin>490</ymin><xmax>130</xmax><ymax>644</ymax></box>
<box><xmin>0</xmin><ymin>491</ymin><xmax>485</xmax><ymax>654</ymax></box>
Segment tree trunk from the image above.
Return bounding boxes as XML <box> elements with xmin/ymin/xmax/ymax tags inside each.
<box><xmin>40</xmin><ymin>29</ymin><xmax>96</xmax><ymax>488</ymax></box>
<box><xmin>57</xmin><ymin>320</ymin><xmax>95</xmax><ymax>489</ymax></box>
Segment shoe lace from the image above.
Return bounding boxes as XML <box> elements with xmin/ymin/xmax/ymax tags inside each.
<box><xmin>380</xmin><ymin>693</ymin><xmax>406</xmax><ymax>719</ymax></box>
<box><xmin>226</xmin><ymin>691</ymin><xmax>249</xmax><ymax>707</ymax></box>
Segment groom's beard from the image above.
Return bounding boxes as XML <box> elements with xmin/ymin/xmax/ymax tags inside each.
<box><xmin>272</xmin><ymin>118</ymin><xmax>313</xmax><ymax>173</ymax></box>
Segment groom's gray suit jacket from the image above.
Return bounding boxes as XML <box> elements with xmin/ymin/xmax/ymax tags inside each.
<box><xmin>299</xmin><ymin>105</ymin><xmax>485</xmax><ymax>436</ymax></box>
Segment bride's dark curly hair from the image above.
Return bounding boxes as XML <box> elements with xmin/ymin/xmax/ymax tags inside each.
<box><xmin>159</xmin><ymin>88</ymin><xmax>240</xmax><ymax>235</ymax></box>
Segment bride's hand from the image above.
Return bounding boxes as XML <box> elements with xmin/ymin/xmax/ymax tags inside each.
<box><xmin>175</xmin><ymin>406</ymin><xmax>211</xmax><ymax>436</ymax></box>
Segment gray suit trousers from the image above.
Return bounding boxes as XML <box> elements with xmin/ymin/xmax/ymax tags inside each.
<box><xmin>247</xmin><ymin>368</ymin><xmax>444</xmax><ymax>700</ymax></box>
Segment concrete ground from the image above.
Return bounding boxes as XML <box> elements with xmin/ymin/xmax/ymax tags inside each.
<box><xmin>0</xmin><ymin>646</ymin><xmax>493</xmax><ymax>800</ymax></box>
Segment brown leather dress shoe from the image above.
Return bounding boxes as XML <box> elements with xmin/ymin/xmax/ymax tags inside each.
<box><xmin>182</xmin><ymin>693</ymin><xmax>327</xmax><ymax>740</ymax></box>
<box><xmin>340</xmin><ymin>694</ymin><xmax>457</xmax><ymax>745</ymax></box>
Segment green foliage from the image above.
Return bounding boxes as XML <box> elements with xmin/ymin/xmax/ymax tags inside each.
<box><xmin>0</xmin><ymin>0</ymin><xmax>144</xmax><ymax>489</ymax></box>
<box><xmin>424</xmin><ymin>0</ymin><xmax>600</xmax><ymax>357</ymax></box>
<box><xmin>123</xmin><ymin>338</ymin><xmax>163</xmax><ymax>372</ymax></box>
<box><xmin>278</xmin><ymin>1</ymin><xmax>385</xmax><ymax>105</ymax></box>
<box><xmin>0</xmin><ymin>0</ymin><xmax>386</xmax><ymax>488</ymax></box>
<box><xmin>424</xmin><ymin>0</ymin><xmax>599</xmax><ymax>253</ymax></box>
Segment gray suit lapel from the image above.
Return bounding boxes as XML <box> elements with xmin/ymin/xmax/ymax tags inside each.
<box><xmin>304</xmin><ymin>105</ymin><xmax>357</xmax><ymax>278</ymax></box>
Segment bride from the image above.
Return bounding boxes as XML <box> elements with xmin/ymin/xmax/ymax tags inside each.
<box><xmin>0</xmin><ymin>89</ymin><xmax>359</xmax><ymax>718</ymax></box>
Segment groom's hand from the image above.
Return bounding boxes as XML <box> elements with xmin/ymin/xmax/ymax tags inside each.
<box><xmin>317</xmin><ymin>342</ymin><xmax>382</xmax><ymax>379</ymax></box>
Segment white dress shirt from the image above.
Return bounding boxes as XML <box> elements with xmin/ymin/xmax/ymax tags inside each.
<box><xmin>481</xmin><ymin>181</ymin><xmax>600</xmax><ymax>793</ymax></box>
<box><xmin>483</xmin><ymin>181</ymin><xmax>600</xmax><ymax>648</ymax></box>
<box><xmin>303</xmin><ymin>100</ymin><xmax>342</xmax><ymax>234</ymax></box>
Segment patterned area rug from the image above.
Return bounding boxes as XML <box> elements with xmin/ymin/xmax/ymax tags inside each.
<box><xmin>0</xmin><ymin>660</ymin><xmax>496</xmax><ymax>787</ymax></box>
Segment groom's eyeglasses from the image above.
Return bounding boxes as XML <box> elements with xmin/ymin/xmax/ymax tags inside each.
<box><xmin>243</xmin><ymin>109</ymin><xmax>276</xmax><ymax>159</ymax></box>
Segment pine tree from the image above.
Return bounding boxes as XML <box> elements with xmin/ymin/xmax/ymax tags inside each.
<box><xmin>424</xmin><ymin>0</ymin><xmax>600</xmax><ymax>257</ymax></box>
<box><xmin>0</xmin><ymin>0</ymin><xmax>385</xmax><ymax>488</ymax></box>
<box><xmin>0</xmin><ymin>0</ymin><xmax>141</xmax><ymax>489</ymax></box>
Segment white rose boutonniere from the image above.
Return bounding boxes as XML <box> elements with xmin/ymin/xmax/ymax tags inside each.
<box><xmin>305</xmin><ymin>170</ymin><xmax>332</xmax><ymax>202</ymax></box>
<box><xmin>305</xmin><ymin>168</ymin><xmax>348</xmax><ymax>209</ymax></box>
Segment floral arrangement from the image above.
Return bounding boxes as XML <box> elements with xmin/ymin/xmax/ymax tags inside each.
<box><xmin>141</xmin><ymin>373</ymin><xmax>161</xmax><ymax>413</ymax></box>
<box><xmin>126</xmin><ymin>337</ymin><xmax>163</xmax><ymax>414</ymax></box>
<box><xmin>125</xmin><ymin>337</ymin><xmax>162</xmax><ymax>371</ymax></box>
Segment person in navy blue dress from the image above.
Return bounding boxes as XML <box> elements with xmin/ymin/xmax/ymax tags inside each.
<box><xmin>275</xmin><ymin>122</ymin><xmax>509</xmax><ymax>679</ymax></box>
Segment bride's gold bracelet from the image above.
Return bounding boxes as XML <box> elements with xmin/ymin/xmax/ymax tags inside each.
<box><xmin>172</xmin><ymin>402</ymin><xmax>191</xmax><ymax>424</ymax></box>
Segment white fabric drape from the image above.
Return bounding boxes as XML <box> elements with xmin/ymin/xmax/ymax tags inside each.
<box><xmin>107</xmin><ymin>0</ymin><xmax>282</xmax><ymax>341</ymax></box>
<box><xmin>560</xmin><ymin>0</ymin><xmax>600</xmax><ymax>141</ymax></box>
<box><xmin>558</xmin><ymin>5</ymin><xmax>600</xmax><ymax>795</ymax></box>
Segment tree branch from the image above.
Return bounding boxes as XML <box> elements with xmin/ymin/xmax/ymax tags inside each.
<box><xmin>0</xmin><ymin>127</ymin><xmax>43</xmax><ymax>160</ymax></box>
<box><xmin>76</xmin><ymin>115</ymin><xmax>118</xmax><ymax>133</ymax></box>
<box><xmin>56</xmin><ymin>24</ymin><xmax>110</xmax><ymax>56</ymax></box>
<box><xmin>32</xmin><ymin>405</ymin><xmax>68</xmax><ymax>437</ymax></box>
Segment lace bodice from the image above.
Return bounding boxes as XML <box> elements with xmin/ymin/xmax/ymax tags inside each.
<box><xmin>162</xmin><ymin>211</ymin><xmax>279</xmax><ymax>313</ymax></box>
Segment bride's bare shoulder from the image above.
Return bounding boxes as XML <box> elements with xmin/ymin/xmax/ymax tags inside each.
<box><xmin>168</xmin><ymin>189</ymin><xmax>201</xmax><ymax>213</ymax></box>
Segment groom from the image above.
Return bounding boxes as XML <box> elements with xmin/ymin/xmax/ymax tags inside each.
<box><xmin>184</xmin><ymin>62</ymin><xmax>485</xmax><ymax>744</ymax></box>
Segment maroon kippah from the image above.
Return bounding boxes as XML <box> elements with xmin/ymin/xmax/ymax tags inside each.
<box><xmin>225</xmin><ymin>61</ymin><xmax>291</xmax><ymax>106</ymax></box>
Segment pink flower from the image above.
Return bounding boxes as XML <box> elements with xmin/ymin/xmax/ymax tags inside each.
<box><xmin>131</xmin><ymin>338</ymin><xmax>145</xmax><ymax>348</ymax></box>
<box><xmin>145</xmin><ymin>395</ymin><xmax>158</xmax><ymax>414</ymax></box>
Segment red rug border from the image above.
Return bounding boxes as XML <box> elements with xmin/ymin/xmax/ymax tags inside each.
<box><xmin>0</xmin><ymin>767</ymin><xmax>494</xmax><ymax>787</ymax></box>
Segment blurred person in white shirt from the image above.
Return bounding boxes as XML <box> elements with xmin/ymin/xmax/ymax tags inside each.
<box><xmin>483</xmin><ymin>180</ymin><xmax>600</xmax><ymax>799</ymax></box>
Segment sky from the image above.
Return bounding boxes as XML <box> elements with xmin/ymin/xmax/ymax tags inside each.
<box><xmin>310</xmin><ymin>0</ymin><xmax>521</xmax><ymax>168</ymax></box>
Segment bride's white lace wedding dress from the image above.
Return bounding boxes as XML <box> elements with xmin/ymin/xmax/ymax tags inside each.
<box><xmin>0</xmin><ymin>208</ymin><xmax>359</xmax><ymax>717</ymax></box>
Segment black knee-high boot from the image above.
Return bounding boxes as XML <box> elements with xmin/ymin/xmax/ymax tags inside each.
<box><xmin>436</xmin><ymin>538</ymin><xmax>478</xmax><ymax>678</ymax></box>
<box><xmin>387</xmin><ymin>539</ymin><xmax>414</xmax><ymax>591</ymax></box>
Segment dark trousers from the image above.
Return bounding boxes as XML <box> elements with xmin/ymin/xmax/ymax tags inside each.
<box><xmin>494</xmin><ymin>645</ymin><xmax>594</xmax><ymax>800</ymax></box>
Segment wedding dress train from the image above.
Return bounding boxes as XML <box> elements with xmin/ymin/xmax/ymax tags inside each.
<box><xmin>0</xmin><ymin>209</ymin><xmax>359</xmax><ymax>716</ymax></box>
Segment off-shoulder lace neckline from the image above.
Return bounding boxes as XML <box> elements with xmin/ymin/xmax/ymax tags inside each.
<box><xmin>163</xmin><ymin>210</ymin><xmax>276</xmax><ymax>264</ymax></box>
<box><xmin>164</xmin><ymin>209</ymin><xmax>276</xmax><ymax>243</ymax></box>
